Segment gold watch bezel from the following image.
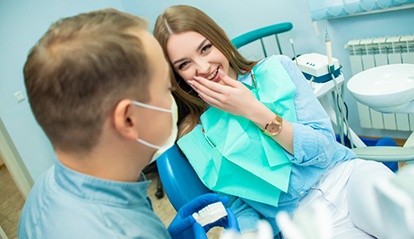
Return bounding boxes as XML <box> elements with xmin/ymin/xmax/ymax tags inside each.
<box><xmin>264</xmin><ymin>114</ymin><xmax>283</xmax><ymax>136</ymax></box>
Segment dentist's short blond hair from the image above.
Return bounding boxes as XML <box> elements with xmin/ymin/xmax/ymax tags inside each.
<box><xmin>24</xmin><ymin>9</ymin><xmax>150</xmax><ymax>153</ymax></box>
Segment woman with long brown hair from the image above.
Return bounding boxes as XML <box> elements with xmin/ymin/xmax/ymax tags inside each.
<box><xmin>154</xmin><ymin>5</ymin><xmax>394</xmax><ymax>238</ymax></box>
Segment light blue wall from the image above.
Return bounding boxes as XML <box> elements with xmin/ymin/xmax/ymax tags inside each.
<box><xmin>1</xmin><ymin>0</ymin><xmax>413</xmax><ymax>181</ymax></box>
<box><xmin>0</xmin><ymin>0</ymin><xmax>125</xmax><ymax>181</ymax></box>
<box><xmin>121</xmin><ymin>0</ymin><xmax>325</xmax><ymax>56</ymax></box>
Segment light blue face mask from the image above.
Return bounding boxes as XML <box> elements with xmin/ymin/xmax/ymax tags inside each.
<box><xmin>132</xmin><ymin>96</ymin><xmax>178</xmax><ymax>164</ymax></box>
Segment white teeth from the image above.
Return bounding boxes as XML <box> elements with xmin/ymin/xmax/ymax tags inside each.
<box><xmin>207</xmin><ymin>68</ymin><xmax>219</xmax><ymax>80</ymax></box>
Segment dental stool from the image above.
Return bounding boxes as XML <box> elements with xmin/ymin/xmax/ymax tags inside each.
<box><xmin>157</xmin><ymin>144</ymin><xmax>239</xmax><ymax>238</ymax></box>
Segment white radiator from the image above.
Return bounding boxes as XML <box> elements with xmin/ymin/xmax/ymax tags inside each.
<box><xmin>345</xmin><ymin>35</ymin><xmax>414</xmax><ymax>131</ymax></box>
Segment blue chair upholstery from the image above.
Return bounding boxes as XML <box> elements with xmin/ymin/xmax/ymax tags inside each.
<box><xmin>372</xmin><ymin>137</ymin><xmax>399</xmax><ymax>172</ymax></box>
<box><xmin>231</xmin><ymin>22</ymin><xmax>293</xmax><ymax>56</ymax></box>
<box><xmin>157</xmin><ymin>144</ymin><xmax>211</xmax><ymax>211</ymax></box>
<box><xmin>157</xmin><ymin>144</ymin><xmax>239</xmax><ymax>239</ymax></box>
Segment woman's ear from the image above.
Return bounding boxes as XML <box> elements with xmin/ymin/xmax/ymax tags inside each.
<box><xmin>113</xmin><ymin>99</ymin><xmax>139</xmax><ymax>140</ymax></box>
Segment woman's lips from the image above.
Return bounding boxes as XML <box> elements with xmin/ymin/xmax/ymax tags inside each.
<box><xmin>207</xmin><ymin>67</ymin><xmax>220</xmax><ymax>83</ymax></box>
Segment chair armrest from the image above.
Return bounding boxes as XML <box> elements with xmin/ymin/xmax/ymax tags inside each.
<box><xmin>352</xmin><ymin>146</ymin><xmax>414</xmax><ymax>162</ymax></box>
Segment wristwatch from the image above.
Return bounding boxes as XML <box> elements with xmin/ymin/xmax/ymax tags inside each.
<box><xmin>263</xmin><ymin>114</ymin><xmax>283</xmax><ymax>136</ymax></box>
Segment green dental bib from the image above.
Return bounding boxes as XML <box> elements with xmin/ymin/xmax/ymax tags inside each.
<box><xmin>177</xmin><ymin>56</ymin><xmax>297</xmax><ymax>206</ymax></box>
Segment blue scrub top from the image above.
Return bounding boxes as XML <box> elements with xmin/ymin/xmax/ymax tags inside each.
<box><xmin>18</xmin><ymin>161</ymin><xmax>171</xmax><ymax>239</ymax></box>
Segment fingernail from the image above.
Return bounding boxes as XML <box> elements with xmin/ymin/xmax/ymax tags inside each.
<box><xmin>218</xmin><ymin>69</ymin><xmax>225</xmax><ymax>76</ymax></box>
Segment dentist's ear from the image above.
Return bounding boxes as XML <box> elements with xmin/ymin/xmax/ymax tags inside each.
<box><xmin>113</xmin><ymin>99</ymin><xmax>139</xmax><ymax>140</ymax></box>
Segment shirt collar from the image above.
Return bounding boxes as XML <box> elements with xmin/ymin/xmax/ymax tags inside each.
<box><xmin>54</xmin><ymin>161</ymin><xmax>151</xmax><ymax>206</ymax></box>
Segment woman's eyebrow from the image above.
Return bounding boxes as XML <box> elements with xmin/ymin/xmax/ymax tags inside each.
<box><xmin>196</xmin><ymin>38</ymin><xmax>208</xmax><ymax>52</ymax></box>
<box><xmin>172</xmin><ymin>58</ymin><xmax>186</xmax><ymax>66</ymax></box>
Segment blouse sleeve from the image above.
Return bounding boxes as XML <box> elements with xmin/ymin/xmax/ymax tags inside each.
<box><xmin>277</xmin><ymin>55</ymin><xmax>341</xmax><ymax>168</ymax></box>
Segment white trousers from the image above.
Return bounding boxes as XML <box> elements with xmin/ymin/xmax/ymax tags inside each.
<box><xmin>293</xmin><ymin>159</ymin><xmax>395</xmax><ymax>239</ymax></box>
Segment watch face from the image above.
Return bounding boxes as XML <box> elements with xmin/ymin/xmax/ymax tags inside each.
<box><xmin>267</xmin><ymin>123</ymin><xmax>280</xmax><ymax>133</ymax></box>
<box><xmin>265</xmin><ymin>115</ymin><xmax>282</xmax><ymax>136</ymax></box>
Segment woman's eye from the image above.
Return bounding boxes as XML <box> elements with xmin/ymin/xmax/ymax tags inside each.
<box><xmin>201</xmin><ymin>44</ymin><xmax>212</xmax><ymax>53</ymax></box>
<box><xmin>178</xmin><ymin>61</ymin><xmax>190</xmax><ymax>70</ymax></box>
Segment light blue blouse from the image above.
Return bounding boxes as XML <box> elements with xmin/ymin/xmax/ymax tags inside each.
<box><xmin>225</xmin><ymin>55</ymin><xmax>357</xmax><ymax>235</ymax></box>
<box><xmin>18</xmin><ymin>161</ymin><xmax>171</xmax><ymax>239</ymax></box>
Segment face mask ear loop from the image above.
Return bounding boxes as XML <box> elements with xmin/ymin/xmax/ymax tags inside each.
<box><xmin>134</xmin><ymin>95</ymin><xmax>178</xmax><ymax>164</ymax></box>
<box><xmin>132</xmin><ymin>101</ymin><xmax>172</xmax><ymax>113</ymax></box>
<box><xmin>136</xmin><ymin>138</ymin><xmax>161</xmax><ymax>150</ymax></box>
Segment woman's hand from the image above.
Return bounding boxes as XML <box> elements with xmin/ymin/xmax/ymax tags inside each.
<box><xmin>188</xmin><ymin>70</ymin><xmax>260</xmax><ymax>118</ymax></box>
<box><xmin>189</xmin><ymin>69</ymin><xmax>294</xmax><ymax>154</ymax></box>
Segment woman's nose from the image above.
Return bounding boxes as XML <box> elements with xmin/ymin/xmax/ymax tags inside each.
<box><xmin>195</xmin><ymin>59</ymin><xmax>210</xmax><ymax>76</ymax></box>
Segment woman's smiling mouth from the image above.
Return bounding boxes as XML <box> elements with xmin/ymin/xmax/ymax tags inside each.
<box><xmin>206</xmin><ymin>67</ymin><xmax>220</xmax><ymax>82</ymax></box>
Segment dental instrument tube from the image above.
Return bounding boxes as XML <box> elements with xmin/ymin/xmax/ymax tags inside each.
<box><xmin>324</xmin><ymin>29</ymin><xmax>353</xmax><ymax>147</ymax></box>
<box><xmin>324</xmin><ymin>30</ymin><xmax>354</xmax><ymax>148</ymax></box>
<box><xmin>325</xmin><ymin>29</ymin><xmax>334</xmax><ymax>74</ymax></box>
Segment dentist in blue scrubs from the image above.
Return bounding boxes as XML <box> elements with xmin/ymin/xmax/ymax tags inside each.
<box><xmin>18</xmin><ymin>8</ymin><xmax>227</xmax><ymax>239</ymax></box>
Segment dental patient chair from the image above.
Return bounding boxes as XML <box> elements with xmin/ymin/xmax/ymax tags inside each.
<box><xmin>157</xmin><ymin>144</ymin><xmax>239</xmax><ymax>239</ymax></box>
<box><xmin>231</xmin><ymin>22</ymin><xmax>293</xmax><ymax>58</ymax></box>
<box><xmin>157</xmin><ymin>145</ymin><xmax>211</xmax><ymax>211</ymax></box>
